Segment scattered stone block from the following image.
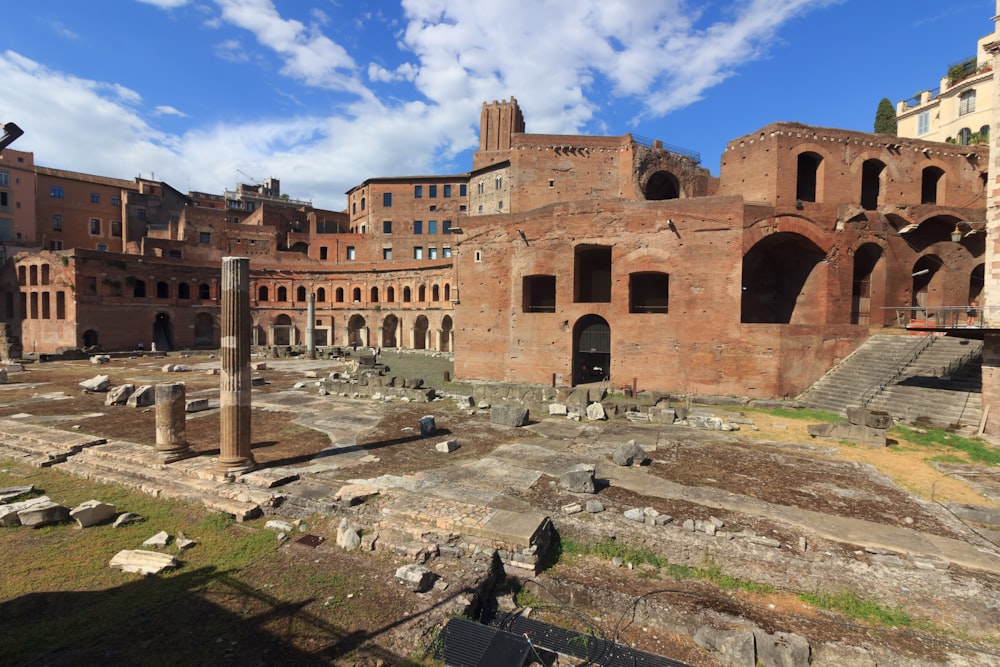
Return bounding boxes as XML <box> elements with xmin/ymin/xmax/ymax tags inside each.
<box><xmin>175</xmin><ymin>532</ymin><xmax>196</xmax><ymax>550</ymax></box>
<box><xmin>653</xmin><ymin>514</ymin><xmax>673</xmax><ymax>526</ymax></box>
<box><xmin>334</xmin><ymin>484</ymin><xmax>379</xmax><ymax>506</ymax></box>
<box><xmin>5</xmin><ymin>363</ymin><xmax>23</xmax><ymax>372</ymax></box>
<box><xmin>18</xmin><ymin>500</ymin><xmax>70</xmax><ymax>527</ymax></box>
<box><xmin>753</xmin><ymin>629</ymin><xmax>811</xmax><ymax>667</ymax></box>
<box><xmin>251</xmin><ymin>376</ymin><xmax>266</xmax><ymax>386</ymax></box>
<box><xmin>90</xmin><ymin>355</ymin><xmax>111</xmax><ymax>365</ymax></box>
<box><xmin>143</xmin><ymin>531</ymin><xmax>171</xmax><ymax>548</ymax></box>
<box><xmin>0</xmin><ymin>484</ymin><xmax>34</xmax><ymax>502</ymax></box>
<box><xmin>559</xmin><ymin>464</ymin><xmax>596</xmax><ymax>494</ymax></box>
<box><xmin>561</xmin><ymin>502</ymin><xmax>583</xmax><ymax>514</ymax></box>
<box><xmin>419</xmin><ymin>415</ymin><xmax>436</xmax><ymax>435</ymax></box>
<box><xmin>113</xmin><ymin>512</ymin><xmax>144</xmax><ymax>528</ymax></box>
<box><xmin>265</xmin><ymin>519</ymin><xmax>294</xmax><ymax>533</ymax></box>
<box><xmin>1</xmin><ymin>496</ymin><xmax>52</xmax><ymax>526</ymax></box>
<box><xmin>612</xmin><ymin>441</ymin><xmax>646</xmax><ymax>466</ymax></box>
<box><xmin>586</xmin><ymin>402</ymin><xmax>607</xmax><ymax>421</ymax></box>
<box><xmin>693</xmin><ymin>627</ymin><xmax>755</xmax><ymax>667</ymax></box>
<box><xmin>80</xmin><ymin>375</ymin><xmax>111</xmax><ymax>392</ymax></box>
<box><xmin>252</xmin><ymin>361</ymin><xmax>267</xmax><ymax>371</ymax></box>
<box><xmin>110</xmin><ymin>549</ymin><xmax>179</xmax><ymax>575</ymax></box>
<box><xmin>126</xmin><ymin>385</ymin><xmax>155</xmax><ymax>408</ymax></box>
<box><xmin>70</xmin><ymin>500</ymin><xmax>116</xmax><ymax>528</ymax></box>
<box><xmin>336</xmin><ymin>518</ymin><xmax>360</xmax><ymax>550</ymax></box>
<box><xmin>105</xmin><ymin>384</ymin><xmax>135</xmax><ymax>406</ymax></box>
<box><xmin>683</xmin><ymin>519</ymin><xmax>696</xmax><ymax>532</ymax></box>
<box><xmin>585</xmin><ymin>500</ymin><xmax>605</xmax><ymax>513</ymax></box>
<box><xmin>624</xmin><ymin>508</ymin><xmax>646</xmax><ymax>522</ymax></box>
<box><xmin>435</xmin><ymin>439</ymin><xmax>458</xmax><ymax>453</ymax></box>
<box><xmin>490</xmin><ymin>405</ymin><xmax>529</xmax><ymax>427</ymax></box>
<box><xmin>395</xmin><ymin>564</ymin><xmax>437</xmax><ymax>592</ymax></box>
<box><xmin>548</xmin><ymin>403</ymin><xmax>568</xmax><ymax>416</ymax></box>
<box><xmin>0</xmin><ymin>368</ymin><xmax>6</xmax><ymax>384</ymax></box>
<box><xmin>185</xmin><ymin>398</ymin><xmax>210</xmax><ymax>413</ymax></box>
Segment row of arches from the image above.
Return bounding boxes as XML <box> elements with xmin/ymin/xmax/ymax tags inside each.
<box><xmin>256</xmin><ymin>282</ymin><xmax>453</xmax><ymax>305</ymax></box>
<box><xmin>253</xmin><ymin>312</ymin><xmax>455</xmax><ymax>353</ymax></box>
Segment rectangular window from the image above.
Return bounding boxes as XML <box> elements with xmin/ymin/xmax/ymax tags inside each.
<box><xmin>460</xmin><ymin>184</ymin><xmax>467</xmax><ymax>196</ymax></box>
<box><xmin>414</xmin><ymin>220</ymin><xmax>423</xmax><ymax>234</ymax></box>
<box><xmin>443</xmin><ymin>220</ymin><xmax>452</xmax><ymax>234</ymax></box>
<box><xmin>414</xmin><ymin>185</ymin><xmax>423</xmax><ymax>198</ymax></box>
<box><xmin>442</xmin><ymin>247</ymin><xmax>452</xmax><ymax>258</ymax></box>
<box><xmin>50</xmin><ymin>240</ymin><xmax>63</xmax><ymax>251</ymax></box>
<box><xmin>199</xmin><ymin>231</ymin><xmax>211</xmax><ymax>244</ymax></box>
<box><xmin>429</xmin><ymin>185</ymin><xmax>437</xmax><ymax>198</ymax></box>
<box><xmin>429</xmin><ymin>247</ymin><xmax>438</xmax><ymax>260</ymax></box>
<box><xmin>0</xmin><ymin>171</ymin><xmax>7</xmax><ymax>186</ymax></box>
<box><xmin>959</xmin><ymin>90</ymin><xmax>976</xmax><ymax>116</ymax></box>
<box><xmin>112</xmin><ymin>196</ymin><xmax>121</xmax><ymax>206</ymax></box>
<box><xmin>428</xmin><ymin>220</ymin><xmax>438</xmax><ymax>235</ymax></box>
<box><xmin>917</xmin><ymin>112</ymin><xmax>930</xmax><ymax>135</ymax></box>
<box><xmin>50</xmin><ymin>186</ymin><xmax>64</xmax><ymax>198</ymax></box>
<box><xmin>111</xmin><ymin>221</ymin><xmax>122</xmax><ymax>237</ymax></box>
<box><xmin>383</xmin><ymin>192</ymin><xmax>392</xmax><ymax>207</ymax></box>
<box><xmin>320</xmin><ymin>246</ymin><xmax>328</xmax><ymax>260</ymax></box>
<box><xmin>89</xmin><ymin>218</ymin><xmax>101</xmax><ymax>235</ymax></box>
<box><xmin>91</xmin><ymin>192</ymin><xmax>100</xmax><ymax>204</ymax></box>
<box><xmin>523</xmin><ymin>275</ymin><xmax>556</xmax><ymax>313</ymax></box>
<box><xmin>347</xmin><ymin>246</ymin><xmax>356</xmax><ymax>260</ymax></box>
<box><xmin>383</xmin><ymin>220</ymin><xmax>392</xmax><ymax>234</ymax></box>
<box><xmin>383</xmin><ymin>247</ymin><xmax>392</xmax><ymax>260</ymax></box>
<box><xmin>414</xmin><ymin>246</ymin><xmax>423</xmax><ymax>259</ymax></box>
<box><xmin>443</xmin><ymin>185</ymin><xmax>452</xmax><ymax>197</ymax></box>
<box><xmin>0</xmin><ymin>192</ymin><xmax>7</xmax><ymax>209</ymax></box>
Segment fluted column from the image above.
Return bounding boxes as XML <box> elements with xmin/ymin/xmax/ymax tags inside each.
<box><xmin>306</xmin><ymin>292</ymin><xmax>316</xmax><ymax>359</ymax></box>
<box><xmin>154</xmin><ymin>382</ymin><xmax>192</xmax><ymax>462</ymax></box>
<box><xmin>217</xmin><ymin>257</ymin><xmax>255</xmax><ymax>475</ymax></box>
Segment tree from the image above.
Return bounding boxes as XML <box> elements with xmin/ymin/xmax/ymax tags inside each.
<box><xmin>874</xmin><ymin>98</ymin><xmax>897</xmax><ymax>135</ymax></box>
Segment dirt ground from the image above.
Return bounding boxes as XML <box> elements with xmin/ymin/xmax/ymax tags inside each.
<box><xmin>2</xmin><ymin>352</ymin><xmax>1000</xmax><ymax>665</ymax></box>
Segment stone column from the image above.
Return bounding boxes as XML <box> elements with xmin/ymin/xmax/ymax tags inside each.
<box><xmin>306</xmin><ymin>293</ymin><xmax>316</xmax><ymax>359</ymax></box>
<box><xmin>154</xmin><ymin>382</ymin><xmax>193</xmax><ymax>462</ymax></box>
<box><xmin>981</xmin><ymin>13</ymin><xmax>1000</xmax><ymax>433</ymax></box>
<box><xmin>217</xmin><ymin>257</ymin><xmax>255</xmax><ymax>475</ymax></box>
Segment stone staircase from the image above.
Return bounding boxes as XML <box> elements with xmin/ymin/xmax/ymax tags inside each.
<box><xmin>799</xmin><ymin>334</ymin><xmax>983</xmax><ymax>428</ymax></box>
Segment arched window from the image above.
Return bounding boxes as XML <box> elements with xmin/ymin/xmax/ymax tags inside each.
<box><xmin>387</xmin><ymin>286</ymin><xmax>395</xmax><ymax>302</ymax></box>
<box><xmin>258</xmin><ymin>286</ymin><xmax>269</xmax><ymax>302</ymax></box>
<box><xmin>317</xmin><ymin>287</ymin><xmax>326</xmax><ymax>302</ymax></box>
<box><xmin>178</xmin><ymin>283</ymin><xmax>190</xmax><ymax>299</ymax></box>
<box><xmin>418</xmin><ymin>285</ymin><xmax>426</xmax><ymax>301</ymax></box>
<box><xmin>296</xmin><ymin>286</ymin><xmax>306</xmax><ymax>301</ymax></box>
<box><xmin>444</xmin><ymin>284</ymin><xmax>451</xmax><ymax>301</ymax></box>
<box><xmin>432</xmin><ymin>284</ymin><xmax>440</xmax><ymax>301</ymax></box>
<box><xmin>371</xmin><ymin>286</ymin><xmax>379</xmax><ymax>303</ymax></box>
<box><xmin>199</xmin><ymin>283</ymin><xmax>211</xmax><ymax>299</ymax></box>
<box><xmin>958</xmin><ymin>127</ymin><xmax>972</xmax><ymax>145</ymax></box>
<box><xmin>336</xmin><ymin>287</ymin><xmax>345</xmax><ymax>303</ymax></box>
<box><xmin>133</xmin><ymin>280</ymin><xmax>146</xmax><ymax>298</ymax></box>
<box><xmin>277</xmin><ymin>286</ymin><xmax>288</xmax><ymax>301</ymax></box>
<box><xmin>796</xmin><ymin>152</ymin><xmax>823</xmax><ymax>203</ymax></box>
<box><xmin>403</xmin><ymin>286</ymin><xmax>412</xmax><ymax>302</ymax></box>
<box><xmin>352</xmin><ymin>287</ymin><xmax>361</xmax><ymax>302</ymax></box>
<box><xmin>156</xmin><ymin>281</ymin><xmax>169</xmax><ymax>298</ymax></box>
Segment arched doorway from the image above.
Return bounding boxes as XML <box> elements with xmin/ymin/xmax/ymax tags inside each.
<box><xmin>152</xmin><ymin>313</ymin><xmax>174</xmax><ymax>351</ymax></box>
<box><xmin>970</xmin><ymin>264</ymin><xmax>985</xmax><ymax>303</ymax></box>
<box><xmin>644</xmin><ymin>171</ymin><xmax>680</xmax><ymax>200</ymax></box>
<box><xmin>193</xmin><ymin>312</ymin><xmax>215</xmax><ymax>347</ymax></box>
<box><xmin>348</xmin><ymin>314</ymin><xmax>367</xmax><ymax>348</ymax></box>
<box><xmin>381</xmin><ymin>314</ymin><xmax>398</xmax><ymax>348</ymax></box>
<box><xmin>273</xmin><ymin>314</ymin><xmax>294</xmax><ymax>346</ymax></box>
<box><xmin>573</xmin><ymin>315</ymin><xmax>610</xmax><ymax>386</ymax></box>
<box><xmin>82</xmin><ymin>329</ymin><xmax>99</xmax><ymax>347</ymax></box>
<box><xmin>912</xmin><ymin>255</ymin><xmax>944</xmax><ymax>321</ymax></box>
<box><xmin>741</xmin><ymin>232</ymin><xmax>826</xmax><ymax>324</ymax></box>
<box><xmin>440</xmin><ymin>315</ymin><xmax>453</xmax><ymax>352</ymax></box>
<box><xmin>413</xmin><ymin>315</ymin><xmax>428</xmax><ymax>350</ymax></box>
<box><xmin>851</xmin><ymin>243</ymin><xmax>884</xmax><ymax>325</ymax></box>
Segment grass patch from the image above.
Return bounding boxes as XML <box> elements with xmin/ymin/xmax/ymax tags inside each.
<box><xmin>559</xmin><ymin>537</ymin><xmax>775</xmax><ymax>594</ymax></box>
<box><xmin>893</xmin><ymin>426</ymin><xmax>1000</xmax><ymax>466</ymax></box>
<box><xmin>800</xmin><ymin>589</ymin><xmax>912</xmax><ymax>627</ymax></box>
<box><xmin>745</xmin><ymin>406</ymin><xmax>841</xmax><ymax>423</ymax></box>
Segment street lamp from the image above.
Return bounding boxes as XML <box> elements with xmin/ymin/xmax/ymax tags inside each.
<box><xmin>0</xmin><ymin>122</ymin><xmax>24</xmax><ymax>151</ymax></box>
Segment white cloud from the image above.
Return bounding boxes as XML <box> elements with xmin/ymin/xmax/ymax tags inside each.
<box><xmin>154</xmin><ymin>105</ymin><xmax>188</xmax><ymax>118</ymax></box>
<box><xmin>135</xmin><ymin>0</ymin><xmax>192</xmax><ymax>8</ymax></box>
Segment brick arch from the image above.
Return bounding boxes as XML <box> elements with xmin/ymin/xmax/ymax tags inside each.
<box><xmin>744</xmin><ymin>215</ymin><xmax>833</xmax><ymax>254</ymax></box>
<box><xmin>620</xmin><ymin>246</ymin><xmax>672</xmax><ymax>274</ymax></box>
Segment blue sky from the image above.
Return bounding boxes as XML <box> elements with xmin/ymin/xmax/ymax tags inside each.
<box><xmin>1</xmin><ymin>0</ymin><xmax>994</xmax><ymax>210</ymax></box>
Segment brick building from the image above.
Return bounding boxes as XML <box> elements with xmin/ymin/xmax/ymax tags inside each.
<box><xmin>0</xmin><ymin>96</ymin><xmax>989</xmax><ymax>401</ymax></box>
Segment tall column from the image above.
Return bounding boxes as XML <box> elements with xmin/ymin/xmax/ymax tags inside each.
<box><xmin>154</xmin><ymin>382</ymin><xmax>192</xmax><ymax>462</ymax></box>
<box><xmin>306</xmin><ymin>293</ymin><xmax>316</xmax><ymax>359</ymax></box>
<box><xmin>217</xmin><ymin>257</ymin><xmax>255</xmax><ymax>475</ymax></box>
<box><xmin>981</xmin><ymin>11</ymin><xmax>1000</xmax><ymax>434</ymax></box>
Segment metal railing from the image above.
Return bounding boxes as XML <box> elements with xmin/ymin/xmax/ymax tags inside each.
<box><xmin>888</xmin><ymin>306</ymin><xmax>997</xmax><ymax>329</ymax></box>
<box><xmin>860</xmin><ymin>334</ymin><xmax>934</xmax><ymax>408</ymax></box>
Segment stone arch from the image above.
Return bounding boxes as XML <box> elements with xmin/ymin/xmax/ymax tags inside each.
<box><xmin>381</xmin><ymin>314</ymin><xmax>398</xmax><ymax>348</ymax></box>
<box><xmin>741</xmin><ymin>232</ymin><xmax>827</xmax><ymax>324</ymax></box>
<box><xmin>413</xmin><ymin>315</ymin><xmax>429</xmax><ymax>350</ymax></box>
<box><xmin>348</xmin><ymin>314</ymin><xmax>368</xmax><ymax>348</ymax></box>
<box><xmin>193</xmin><ymin>312</ymin><xmax>215</xmax><ymax>347</ymax></box>
<box><xmin>440</xmin><ymin>315</ymin><xmax>453</xmax><ymax>353</ymax></box>
<box><xmin>900</xmin><ymin>214</ymin><xmax>962</xmax><ymax>253</ymax></box>
<box><xmin>273</xmin><ymin>313</ymin><xmax>294</xmax><ymax>346</ymax></box>
<box><xmin>573</xmin><ymin>314</ymin><xmax>610</xmax><ymax>386</ymax></box>
<box><xmin>152</xmin><ymin>312</ymin><xmax>174</xmax><ymax>351</ymax></box>
<box><xmin>969</xmin><ymin>263</ymin><xmax>985</xmax><ymax>304</ymax></box>
<box><xmin>643</xmin><ymin>170</ymin><xmax>680</xmax><ymax>200</ymax></box>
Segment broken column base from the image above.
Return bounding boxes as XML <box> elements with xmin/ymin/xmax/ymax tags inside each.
<box><xmin>808</xmin><ymin>407</ymin><xmax>893</xmax><ymax>448</ymax></box>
